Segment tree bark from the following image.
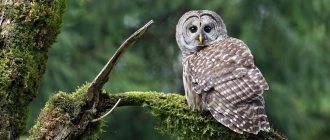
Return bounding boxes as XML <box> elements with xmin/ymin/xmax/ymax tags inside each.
<box><xmin>0</xmin><ymin>0</ymin><xmax>65</xmax><ymax>139</ymax></box>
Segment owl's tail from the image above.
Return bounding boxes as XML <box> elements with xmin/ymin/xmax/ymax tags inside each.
<box><xmin>206</xmin><ymin>85</ymin><xmax>270</xmax><ymax>134</ymax></box>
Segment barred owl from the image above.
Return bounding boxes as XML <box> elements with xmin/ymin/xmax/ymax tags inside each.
<box><xmin>176</xmin><ymin>10</ymin><xmax>270</xmax><ymax>134</ymax></box>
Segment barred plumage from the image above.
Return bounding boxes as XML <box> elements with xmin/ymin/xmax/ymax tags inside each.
<box><xmin>177</xmin><ymin>10</ymin><xmax>270</xmax><ymax>134</ymax></box>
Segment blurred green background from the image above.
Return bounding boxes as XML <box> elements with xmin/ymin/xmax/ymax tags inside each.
<box><xmin>23</xmin><ymin>0</ymin><xmax>330</xmax><ymax>140</ymax></box>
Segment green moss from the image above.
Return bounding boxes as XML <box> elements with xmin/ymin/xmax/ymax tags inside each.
<box><xmin>29</xmin><ymin>83</ymin><xmax>104</xmax><ymax>140</ymax></box>
<box><xmin>106</xmin><ymin>92</ymin><xmax>286</xmax><ymax>140</ymax></box>
<box><xmin>81</xmin><ymin>121</ymin><xmax>104</xmax><ymax>140</ymax></box>
<box><xmin>0</xmin><ymin>0</ymin><xmax>66</xmax><ymax>138</ymax></box>
<box><xmin>111</xmin><ymin>92</ymin><xmax>246</xmax><ymax>139</ymax></box>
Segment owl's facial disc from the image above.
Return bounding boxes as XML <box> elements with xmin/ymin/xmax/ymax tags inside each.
<box><xmin>182</xmin><ymin>14</ymin><xmax>223</xmax><ymax>51</ymax></box>
<box><xmin>176</xmin><ymin>10</ymin><xmax>227</xmax><ymax>54</ymax></box>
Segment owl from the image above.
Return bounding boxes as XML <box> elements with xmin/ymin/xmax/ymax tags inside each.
<box><xmin>176</xmin><ymin>10</ymin><xmax>270</xmax><ymax>134</ymax></box>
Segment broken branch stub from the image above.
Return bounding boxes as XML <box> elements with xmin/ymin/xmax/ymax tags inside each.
<box><xmin>87</xmin><ymin>20</ymin><xmax>154</xmax><ymax>102</ymax></box>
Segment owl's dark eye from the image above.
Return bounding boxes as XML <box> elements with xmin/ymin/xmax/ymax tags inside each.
<box><xmin>204</xmin><ymin>25</ymin><xmax>212</xmax><ymax>33</ymax></box>
<box><xmin>189</xmin><ymin>26</ymin><xmax>197</xmax><ymax>33</ymax></box>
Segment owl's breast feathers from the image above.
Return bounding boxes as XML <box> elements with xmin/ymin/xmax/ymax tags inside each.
<box><xmin>185</xmin><ymin>37</ymin><xmax>270</xmax><ymax>134</ymax></box>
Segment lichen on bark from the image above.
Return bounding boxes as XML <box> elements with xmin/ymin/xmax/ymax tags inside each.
<box><xmin>0</xmin><ymin>0</ymin><xmax>66</xmax><ymax>139</ymax></box>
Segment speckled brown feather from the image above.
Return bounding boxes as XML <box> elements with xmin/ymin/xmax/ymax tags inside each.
<box><xmin>182</xmin><ymin>37</ymin><xmax>270</xmax><ymax>134</ymax></box>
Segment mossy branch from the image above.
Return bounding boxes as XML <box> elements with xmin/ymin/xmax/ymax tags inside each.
<box><xmin>98</xmin><ymin>92</ymin><xmax>286</xmax><ymax>140</ymax></box>
<box><xmin>30</xmin><ymin>84</ymin><xmax>286</xmax><ymax>139</ymax></box>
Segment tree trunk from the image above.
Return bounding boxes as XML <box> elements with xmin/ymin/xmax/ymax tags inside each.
<box><xmin>0</xmin><ymin>0</ymin><xmax>65</xmax><ymax>139</ymax></box>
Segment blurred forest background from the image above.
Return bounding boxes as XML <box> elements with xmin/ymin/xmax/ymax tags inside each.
<box><xmin>21</xmin><ymin>0</ymin><xmax>329</xmax><ymax>140</ymax></box>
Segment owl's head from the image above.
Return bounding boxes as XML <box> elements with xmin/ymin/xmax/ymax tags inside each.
<box><xmin>176</xmin><ymin>10</ymin><xmax>227</xmax><ymax>54</ymax></box>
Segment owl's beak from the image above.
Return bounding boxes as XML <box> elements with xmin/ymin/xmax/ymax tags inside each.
<box><xmin>199</xmin><ymin>34</ymin><xmax>203</xmax><ymax>45</ymax></box>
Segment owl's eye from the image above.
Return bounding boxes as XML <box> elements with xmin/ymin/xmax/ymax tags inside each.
<box><xmin>189</xmin><ymin>26</ymin><xmax>197</xmax><ymax>33</ymax></box>
<box><xmin>204</xmin><ymin>25</ymin><xmax>212</xmax><ymax>33</ymax></box>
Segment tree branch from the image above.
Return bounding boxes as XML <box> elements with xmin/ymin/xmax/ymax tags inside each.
<box><xmin>98</xmin><ymin>92</ymin><xmax>286</xmax><ymax>140</ymax></box>
<box><xmin>29</xmin><ymin>20</ymin><xmax>154</xmax><ymax>140</ymax></box>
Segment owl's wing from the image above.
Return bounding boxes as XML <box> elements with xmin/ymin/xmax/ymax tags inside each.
<box><xmin>189</xmin><ymin>37</ymin><xmax>268</xmax><ymax>93</ymax></box>
<box><xmin>188</xmin><ymin>37</ymin><xmax>270</xmax><ymax>134</ymax></box>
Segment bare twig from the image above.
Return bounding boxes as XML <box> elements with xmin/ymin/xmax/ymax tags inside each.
<box><xmin>91</xmin><ymin>98</ymin><xmax>121</xmax><ymax>122</ymax></box>
<box><xmin>86</xmin><ymin>20</ymin><xmax>154</xmax><ymax>101</ymax></box>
